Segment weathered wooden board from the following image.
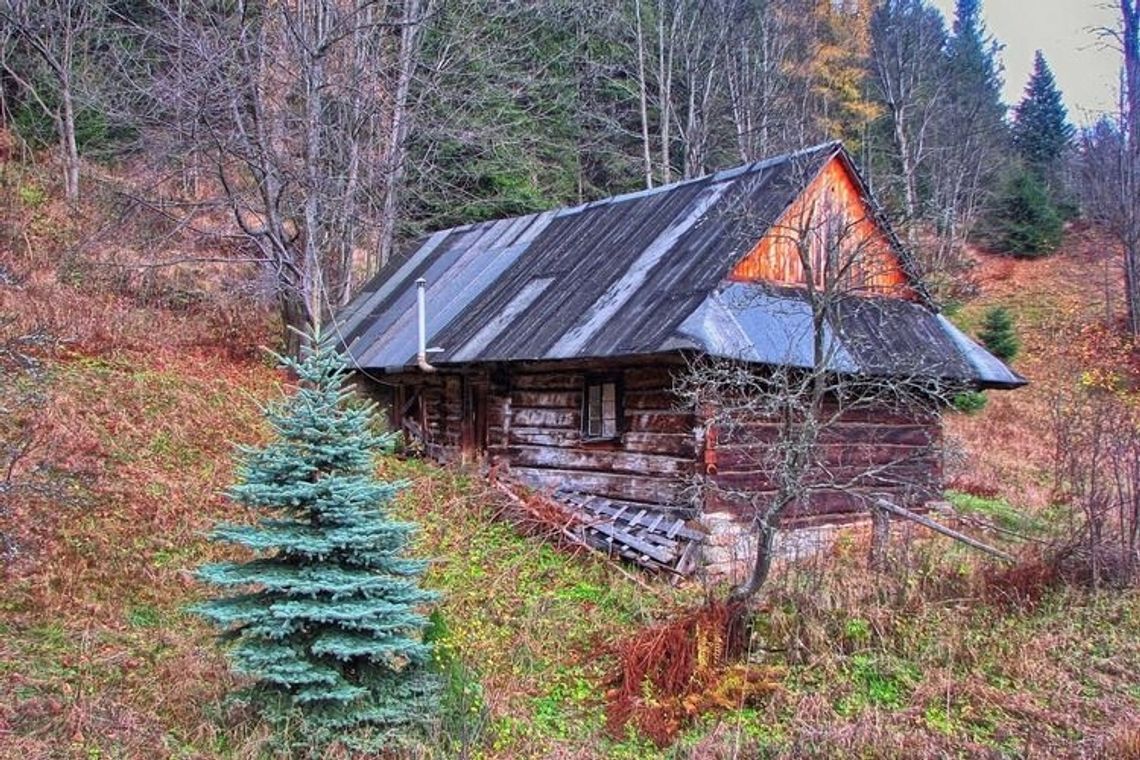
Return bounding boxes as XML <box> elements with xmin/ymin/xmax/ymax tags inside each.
<box><xmin>512</xmin><ymin>390</ymin><xmax>581</xmax><ymax>409</ymax></box>
<box><xmin>552</xmin><ymin>488</ymin><xmax>705</xmax><ymax>572</ymax></box>
<box><xmin>512</xmin><ymin>373</ymin><xmax>585</xmax><ymax>391</ymax></box>
<box><xmin>713</xmin><ymin>442</ymin><xmax>936</xmax><ymax>471</ymax></box>
<box><xmin>625</xmin><ymin>411</ymin><xmax>696</xmax><ymax>435</ymax></box>
<box><xmin>619</xmin><ymin>432</ymin><xmax>698</xmax><ymax>457</ymax></box>
<box><xmin>508</xmin><ymin>427</ymin><xmax>582</xmax><ymax>448</ymax></box>
<box><xmin>513</xmin><ymin>467</ymin><xmax>689</xmax><ymax>505</ymax></box>
<box><xmin>710</xmin><ymin>462</ymin><xmax>932</xmax><ymax>492</ymax></box>
<box><xmin>623</xmin><ymin>366</ymin><xmax>677</xmax><ymax>390</ymax></box>
<box><xmin>508</xmin><ymin>444</ymin><xmax>693</xmax><ymax>477</ymax></box>
<box><xmin>623</xmin><ymin>389</ymin><xmax>682</xmax><ymax>411</ymax></box>
<box><xmin>512</xmin><ymin>407</ymin><xmax>578</xmax><ymax>428</ymax></box>
<box><xmin>729</xmin><ymin>154</ymin><xmax>913</xmax><ymax>297</ymax></box>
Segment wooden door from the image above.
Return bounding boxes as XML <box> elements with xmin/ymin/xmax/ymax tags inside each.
<box><xmin>461</xmin><ymin>377</ymin><xmax>489</xmax><ymax>463</ymax></box>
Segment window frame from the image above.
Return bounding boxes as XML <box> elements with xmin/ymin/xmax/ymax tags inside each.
<box><xmin>581</xmin><ymin>375</ymin><xmax>623</xmax><ymax>442</ymax></box>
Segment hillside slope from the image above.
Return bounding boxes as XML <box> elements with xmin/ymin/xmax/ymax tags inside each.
<box><xmin>947</xmin><ymin>228</ymin><xmax>1135</xmax><ymax>509</ymax></box>
<box><xmin>2</xmin><ymin>163</ymin><xmax>1139</xmax><ymax>757</ymax></box>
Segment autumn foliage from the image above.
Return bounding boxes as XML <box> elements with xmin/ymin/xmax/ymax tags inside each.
<box><xmin>604</xmin><ymin>601</ymin><xmax>781</xmax><ymax>746</ymax></box>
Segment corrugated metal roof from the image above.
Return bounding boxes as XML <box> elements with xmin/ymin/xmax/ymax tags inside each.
<box><xmin>337</xmin><ymin>143</ymin><xmax>1025</xmax><ymax>389</ymax></box>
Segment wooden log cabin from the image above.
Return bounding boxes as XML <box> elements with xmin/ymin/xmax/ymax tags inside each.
<box><xmin>337</xmin><ymin>142</ymin><xmax>1024</xmax><ymax>557</ymax></box>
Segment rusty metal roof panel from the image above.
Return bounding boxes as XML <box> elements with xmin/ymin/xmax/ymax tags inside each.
<box><xmin>675</xmin><ymin>282</ymin><xmax>1026</xmax><ymax>388</ymax></box>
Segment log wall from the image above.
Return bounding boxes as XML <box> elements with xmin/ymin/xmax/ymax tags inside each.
<box><xmin>380</xmin><ymin>363</ymin><xmax>701</xmax><ymax>515</ymax></box>
<box><xmin>490</xmin><ymin>365</ymin><xmax>700</xmax><ymax>513</ymax></box>
<box><xmin>371</xmin><ymin>362</ymin><xmax>943</xmax><ymax>526</ymax></box>
<box><xmin>703</xmin><ymin>403</ymin><xmax>942</xmax><ymax>526</ymax></box>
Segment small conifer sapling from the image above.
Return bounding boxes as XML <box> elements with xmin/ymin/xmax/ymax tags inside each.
<box><xmin>193</xmin><ymin>329</ymin><xmax>439</xmax><ymax>733</ymax></box>
<box><xmin>978</xmin><ymin>306</ymin><xmax>1019</xmax><ymax>362</ymax></box>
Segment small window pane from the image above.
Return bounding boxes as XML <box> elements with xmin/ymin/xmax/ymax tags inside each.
<box><xmin>584</xmin><ymin>381</ymin><xmax>620</xmax><ymax>438</ymax></box>
<box><xmin>601</xmin><ymin>382</ymin><xmax>617</xmax><ymax>437</ymax></box>
<box><xmin>587</xmin><ymin>384</ymin><xmax>601</xmax><ymax>436</ymax></box>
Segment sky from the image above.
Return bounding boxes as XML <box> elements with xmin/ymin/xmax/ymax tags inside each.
<box><xmin>928</xmin><ymin>0</ymin><xmax>1123</xmax><ymax>124</ymax></box>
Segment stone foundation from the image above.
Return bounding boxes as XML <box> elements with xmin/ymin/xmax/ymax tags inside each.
<box><xmin>699</xmin><ymin>510</ymin><xmax>873</xmax><ymax>583</ymax></box>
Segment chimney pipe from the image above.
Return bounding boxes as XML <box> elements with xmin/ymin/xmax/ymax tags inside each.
<box><xmin>415</xmin><ymin>277</ymin><xmax>437</xmax><ymax>373</ymax></box>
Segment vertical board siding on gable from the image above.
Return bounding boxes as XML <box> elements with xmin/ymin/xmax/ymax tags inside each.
<box><xmin>729</xmin><ymin>156</ymin><xmax>912</xmax><ymax>297</ymax></box>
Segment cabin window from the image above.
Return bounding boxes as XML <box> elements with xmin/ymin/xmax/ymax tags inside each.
<box><xmin>583</xmin><ymin>378</ymin><xmax>620</xmax><ymax>439</ymax></box>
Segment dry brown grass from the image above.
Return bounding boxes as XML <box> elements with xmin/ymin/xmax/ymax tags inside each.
<box><xmin>947</xmin><ymin>230</ymin><xmax>1136</xmax><ymax>510</ymax></box>
<box><xmin>1</xmin><ymin>154</ymin><xmax>283</xmax><ymax>759</ymax></box>
<box><xmin>3</xmin><ymin>150</ymin><xmax>1140</xmax><ymax>758</ymax></box>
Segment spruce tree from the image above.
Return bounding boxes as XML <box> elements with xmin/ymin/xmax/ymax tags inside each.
<box><xmin>193</xmin><ymin>330</ymin><xmax>439</xmax><ymax>733</ymax></box>
<box><xmin>978</xmin><ymin>306</ymin><xmax>1019</xmax><ymax>361</ymax></box>
<box><xmin>991</xmin><ymin>166</ymin><xmax>1063</xmax><ymax>256</ymax></box>
<box><xmin>1012</xmin><ymin>51</ymin><xmax>1074</xmax><ymax>180</ymax></box>
<box><xmin>938</xmin><ymin>0</ymin><xmax>1009</xmax><ymax>252</ymax></box>
<box><xmin>946</xmin><ymin>0</ymin><xmax>1006</xmax><ymax>133</ymax></box>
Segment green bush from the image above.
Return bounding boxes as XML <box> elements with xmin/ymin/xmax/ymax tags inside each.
<box><xmin>977</xmin><ymin>306</ymin><xmax>1019</xmax><ymax>361</ymax></box>
<box><xmin>989</xmin><ymin>168</ymin><xmax>1063</xmax><ymax>257</ymax></box>
<box><xmin>951</xmin><ymin>391</ymin><xmax>988</xmax><ymax>414</ymax></box>
<box><xmin>10</xmin><ymin>81</ymin><xmax>135</xmax><ymax>160</ymax></box>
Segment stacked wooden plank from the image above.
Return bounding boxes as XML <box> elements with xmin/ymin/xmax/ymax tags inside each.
<box><xmin>553</xmin><ymin>489</ymin><xmax>705</xmax><ymax>575</ymax></box>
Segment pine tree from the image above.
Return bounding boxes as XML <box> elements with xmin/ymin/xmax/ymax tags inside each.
<box><xmin>193</xmin><ymin>330</ymin><xmax>439</xmax><ymax>734</ymax></box>
<box><xmin>930</xmin><ymin>0</ymin><xmax>1009</xmax><ymax>260</ymax></box>
<box><xmin>1012</xmin><ymin>51</ymin><xmax>1074</xmax><ymax>178</ymax></box>
<box><xmin>977</xmin><ymin>306</ymin><xmax>1019</xmax><ymax>361</ymax></box>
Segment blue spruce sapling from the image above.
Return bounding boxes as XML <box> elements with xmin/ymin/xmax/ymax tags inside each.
<box><xmin>194</xmin><ymin>330</ymin><xmax>438</xmax><ymax>731</ymax></box>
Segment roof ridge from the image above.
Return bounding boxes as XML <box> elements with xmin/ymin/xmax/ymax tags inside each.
<box><xmin>412</xmin><ymin>142</ymin><xmax>846</xmax><ymax>241</ymax></box>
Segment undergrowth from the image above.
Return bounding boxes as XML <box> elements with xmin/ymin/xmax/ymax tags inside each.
<box><xmin>3</xmin><ymin>154</ymin><xmax>1140</xmax><ymax>758</ymax></box>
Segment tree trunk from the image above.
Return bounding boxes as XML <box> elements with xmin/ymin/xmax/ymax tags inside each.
<box><xmin>634</xmin><ymin>0</ymin><xmax>653</xmax><ymax>189</ymax></box>
<box><xmin>301</xmin><ymin>4</ymin><xmax>326</xmax><ymax>330</ymax></box>
<box><xmin>377</xmin><ymin>0</ymin><xmax>423</xmax><ymax>272</ymax></box>
<box><xmin>1125</xmin><ymin>1</ymin><xmax>1139</xmax><ymax>148</ymax></box>
<box><xmin>728</xmin><ymin>514</ymin><xmax>778</xmax><ymax>603</ymax></box>
<box><xmin>280</xmin><ymin>290</ymin><xmax>312</xmax><ymax>357</ymax></box>
<box><xmin>1127</xmin><ymin>241</ymin><xmax>1140</xmax><ymax>336</ymax></box>
<box><xmin>1123</xmin><ymin>0</ymin><xmax>1140</xmax><ymax>335</ymax></box>
<box><xmin>59</xmin><ymin>69</ymin><xmax>79</xmax><ymax>204</ymax></box>
<box><xmin>657</xmin><ymin>0</ymin><xmax>674</xmax><ymax>185</ymax></box>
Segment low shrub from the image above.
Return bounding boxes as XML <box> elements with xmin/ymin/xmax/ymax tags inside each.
<box><xmin>951</xmin><ymin>391</ymin><xmax>988</xmax><ymax>414</ymax></box>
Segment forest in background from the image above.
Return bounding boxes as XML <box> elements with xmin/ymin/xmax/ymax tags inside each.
<box><xmin>3</xmin><ymin>0</ymin><xmax>1135</xmax><ymax>349</ymax></box>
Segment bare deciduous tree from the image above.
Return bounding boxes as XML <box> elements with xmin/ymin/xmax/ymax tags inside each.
<box><xmin>0</xmin><ymin>0</ymin><xmax>103</xmax><ymax>204</ymax></box>
<box><xmin>1078</xmin><ymin>116</ymin><xmax>1140</xmax><ymax>336</ymax></box>
<box><xmin>869</xmin><ymin>0</ymin><xmax>947</xmax><ymax>241</ymax></box>
<box><xmin>723</xmin><ymin>0</ymin><xmax>797</xmax><ymax>162</ymax></box>
<box><xmin>1081</xmin><ymin>0</ymin><xmax>1140</xmax><ymax>336</ymax></box>
<box><xmin>674</xmin><ymin>0</ymin><xmax>730</xmax><ymax>179</ymax></box>
<box><xmin>1051</xmin><ymin>388</ymin><xmax>1140</xmax><ymax>586</ymax></box>
<box><xmin>676</xmin><ymin>162</ymin><xmax>956</xmax><ymax>601</ymax></box>
<box><xmin>119</xmin><ymin>0</ymin><xmax>431</xmax><ymax>353</ymax></box>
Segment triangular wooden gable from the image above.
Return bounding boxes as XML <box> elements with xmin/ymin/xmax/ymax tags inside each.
<box><xmin>729</xmin><ymin>152</ymin><xmax>915</xmax><ymax>299</ymax></box>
